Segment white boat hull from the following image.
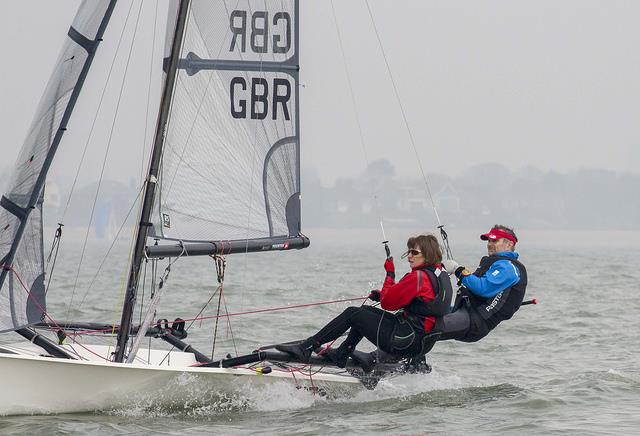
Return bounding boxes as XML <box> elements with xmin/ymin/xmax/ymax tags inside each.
<box><xmin>0</xmin><ymin>345</ymin><xmax>361</xmax><ymax>415</ymax></box>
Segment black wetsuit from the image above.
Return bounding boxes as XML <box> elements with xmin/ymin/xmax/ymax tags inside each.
<box><xmin>308</xmin><ymin>305</ymin><xmax>425</xmax><ymax>357</ymax></box>
<box><xmin>303</xmin><ymin>265</ymin><xmax>448</xmax><ymax>359</ymax></box>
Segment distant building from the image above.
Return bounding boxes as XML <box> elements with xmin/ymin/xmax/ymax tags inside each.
<box><xmin>434</xmin><ymin>182</ymin><xmax>461</xmax><ymax>214</ymax></box>
<box><xmin>397</xmin><ymin>185</ymin><xmax>428</xmax><ymax>213</ymax></box>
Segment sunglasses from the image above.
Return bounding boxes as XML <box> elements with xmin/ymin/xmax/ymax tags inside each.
<box><xmin>401</xmin><ymin>249</ymin><xmax>422</xmax><ymax>259</ymax></box>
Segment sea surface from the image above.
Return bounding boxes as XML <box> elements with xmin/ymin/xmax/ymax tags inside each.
<box><xmin>1</xmin><ymin>229</ymin><xmax>639</xmax><ymax>435</ymax></box>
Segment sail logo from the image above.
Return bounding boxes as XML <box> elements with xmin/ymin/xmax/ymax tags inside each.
<box><xmin>230</xmin><ymin>77</ymin><xmax>291</xmax><ymax>120</ymax></box>
<box><xmin>229</xmin><ymin>10</ymin><xmax>291</xmax><ymax>54</ymax></box>
<box><xmin>162</xmin><ymin>213</ymin><xmax>171</xmax><ymax>228</ymax></box>
<box><xmin>485</xmin><ymin>291</ymin><xmax>503</xmax><ymax>312</ymax></box>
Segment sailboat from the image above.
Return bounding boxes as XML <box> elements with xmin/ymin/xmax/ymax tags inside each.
<box><xmin>0</xmin><ymin>0</ymin><xmax>432</xmax><ymax>415</ymax></box>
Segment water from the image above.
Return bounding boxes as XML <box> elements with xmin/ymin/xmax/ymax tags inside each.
<box><xmin>1</xmin><ymin>230</ymin><xmax>639</xmax><ymax>434</ymax></box>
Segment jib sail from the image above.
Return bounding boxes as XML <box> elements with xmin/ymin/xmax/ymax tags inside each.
<box><xmin>0</xmin><ymin>1</ymin><xmax>116</xmax><ymax>332</ymax></box>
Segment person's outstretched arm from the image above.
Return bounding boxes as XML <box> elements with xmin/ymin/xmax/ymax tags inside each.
<box><xmin>460</xmin><ymin>260</ymin><xmax>520</xmax><ymax>298</ymax></box>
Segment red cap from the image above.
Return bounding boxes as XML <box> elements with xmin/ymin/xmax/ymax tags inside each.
<box><xmin>480</xmin><ymin>228</ymin><xmax>518</xmax><ymax>244</ymax></box>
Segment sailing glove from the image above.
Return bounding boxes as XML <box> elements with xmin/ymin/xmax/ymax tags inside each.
<box><xmin>384</xmin><ymin>257</ymin><xmax>395</xmax><ymax>279</ymax></box>
<box><xmin>442</xmin><ymin>259</ymin><xmax>460</xmax><ymax>274</ymax></box>
<box><xmin>444</xmin><ymin>259</ymin><xmax>472</xmax><ymax>280</ymax></box>
<box><xmin>368</xmin><ymin>290</ymin><xmax>381</xmax><ymax>302</ymax></box>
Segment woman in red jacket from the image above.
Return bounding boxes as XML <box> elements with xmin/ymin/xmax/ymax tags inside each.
<box><xmin>276</xmin><ymin>234</ymin><xmax>442</xmax><ymax>367</ymax></box>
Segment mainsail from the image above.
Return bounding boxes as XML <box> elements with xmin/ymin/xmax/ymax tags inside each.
<box><xmin>117</xmin><ymin>0</ymin><xmax>306</xmax><ymax>362</ymax></box>
<box><xmin>0</xmin><ymin>1</ymin><xmax>116</xmax><ymax>333</ymax></box>
<box><xmin>149</xmin><ymin>0</ymin><xmax>302</xmax><ymax>248</ymax></box>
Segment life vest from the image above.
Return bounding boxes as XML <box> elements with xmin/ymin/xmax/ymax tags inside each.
<box><xmin>406</xmin><ymin>265</ymin><xmax>455</xmax><ymax>317</ymax></box>
<box><xmin>462</xmin><ymin>254</ymin><xmax>528</xmax><ymax>335</ymax></box>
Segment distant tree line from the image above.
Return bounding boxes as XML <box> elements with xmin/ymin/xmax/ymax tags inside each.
<box><xmin>2</xmin><ymin>160</ymin><xmax>638</xmax><ymax>234</ymax></box>
<box><xmin>302</xmin><ymin>160</ymin><xmax>640</xmax><ymax>230</ymax></box>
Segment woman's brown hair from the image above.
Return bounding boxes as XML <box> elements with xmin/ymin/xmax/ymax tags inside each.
<box><xmin>407</xmin><ymin>234</ymin><xmax>442</xmax><ymax>265</ymax></box>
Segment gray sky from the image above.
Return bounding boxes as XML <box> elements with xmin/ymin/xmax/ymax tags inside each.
<box><xmin>1</xmin><ymin>1</ymin><xmax>639</xmax><ymax>187</ymax></box>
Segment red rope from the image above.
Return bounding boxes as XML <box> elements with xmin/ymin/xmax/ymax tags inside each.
<box><xmin>3</xmin><ymin>264</ymin><xmax>110</xmax><ymax>361</ymax></box>
<box><xmin>179</xmin><ymin>295</ymin><xmax>369</xmax><ymax>324</ymax></box>
<box><xmin>33</xmin><ymin>295</ymin><xmax>370</xmax><ymax>337</ymax></box>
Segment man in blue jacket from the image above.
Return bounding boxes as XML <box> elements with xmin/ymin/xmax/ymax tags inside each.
<box><xmin>440</xmin><ymin>224</ymin><xmax>528</xmax><ymax>342</ymax></box>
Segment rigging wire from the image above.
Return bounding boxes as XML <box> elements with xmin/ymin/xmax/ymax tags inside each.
<box><xmin>157</xmin><ymin>1</ymin><xmax>248</xmax><ymax>349</ymax></box>
<box><xmin>148</xmin><ymin>254</ymin><xmax>158</xmax><ymax>363</ymax></box>
<box><xmin>169</xmin><ymin>295</ymin><xmax>369</xmax><ymax>325</ymax></box>
<box><xmin>160</xmin><ymin>0</ymin><xmax>232</xmax><ymax>201</ymax></box>
<box><xmin>44</xmin><ymin>223</ymin><xmax>63</xmax><ymax>296</ymax></box>
<box><xmin>58</xmin><ymin>0</ymin><xmax>137</xmax><ymax>225</ymax></box>
<box><xmin>156</xmin><ymin>261</ymin><xmax>225</xmax><ymax>366</ymax></box>
<box><xmin>330</xmin><ymin>0</ymin><xmax>389</xmax><ymax>250</ymax></box>
<box><xmin>138</xmin><ymin>254</ymin><xmax>148</xmax><ymax>327</ymax></box>
<box><xmin>241</xmin><ymin>0</ymin><xmax>265</xmax><ymax>311</ymax></box>
<box><xmin>64</xmin><ymin>0</ymin><xmax>143</xmax><ymax>322</ymax></box>
<box><xmin>139</xmin><ymin>0</ymin><xmax>160</xmax><ymax>186</ymax></box>
<box><xmin>76</xmin><ymin>180</ymin><xmax>145</xmax><ymax>309</ymax></box>
<box><xmin>363</xmin><ymin>0</ymin><xmax>454</xmax><ymax>258</ymax></box>
<box><xmin>152</xmin><ymin>246</ymin><xmax>228</xmax><ymax>365</ymax></box>
<box><xmin>40</xmin><ymin>0</ymin><xmax>138</xmax><ymax>329</ymax></box>
<box><xmin>207</xmin><ymin>254</ymin><xmax>239</xmax><ymax>359</ymax></box>
<box><xmin>6</xmin><ymin>265</ymin><xmax>110</xmax><ymax>362</ymax></box>
<box><xmin>210</xmin><ymin>254</ymin><xmax>226</xmax><ymax>359</ymax></box>
<box><xmin>221</xmin><ymin>291</ymin><xmax>239</xmax><ymax>357</ymax></box>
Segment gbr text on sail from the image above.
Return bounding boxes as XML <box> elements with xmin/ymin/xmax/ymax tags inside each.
<box><xmin>228</xmin><ymin>9</ymin><xmax>293</xmax><ymax>121</ymax></box>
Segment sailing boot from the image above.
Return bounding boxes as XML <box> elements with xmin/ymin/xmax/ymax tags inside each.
<box><xmin>321</xmin><ymin>344</ymin><xmax>354</xmax><ymax>368</ymax></box>
<box><xmin>350</xmin><ymin>350</ymin><xmax>376</xmax><ymax>373</ymax></box>
<box><xmin>275</xmin><ymin>338</ymin><xmax>318</xmax><ymax>362</ymax></box>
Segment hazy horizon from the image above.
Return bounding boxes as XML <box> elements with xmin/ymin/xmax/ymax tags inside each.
<box><xmin>0</xmin><ymin>1</ymin><xmax>636</xmax><ymax>248</ymax></box>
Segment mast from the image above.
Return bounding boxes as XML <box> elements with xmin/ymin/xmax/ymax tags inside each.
<box><xmin>0</xmin><ymin>2</ymin><xmax>118</xmax><ymax>303</ymax></box>
<box><xmin>113</xmin><ymin>0</ymin><xmax>191</xmax><ymax>363</ymax></box>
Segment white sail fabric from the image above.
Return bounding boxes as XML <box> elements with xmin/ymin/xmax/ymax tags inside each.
<box><xmin>151</xmin><ymin>0</ymin><xmax>300</xmax><ymax>243</ymax></box>
<box><xmin>0</xmin><ymin>1</ymin><xmax>112</xmax><ymax>332</ymax></box>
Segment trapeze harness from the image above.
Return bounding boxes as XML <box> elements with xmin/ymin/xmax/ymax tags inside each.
<box><xmin>391</xmin><ymin>266</ymin><xmax>454</xmax><ymax>355</ymax></box>
<box><xmin>454</xmin><ymin>254</ymin><xmax>528</xmax><ymax>342</ymax></box>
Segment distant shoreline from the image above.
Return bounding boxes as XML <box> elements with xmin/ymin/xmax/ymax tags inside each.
<box><xmin>39</xmin><ymin>225</ymin><xmax>640</xmax><ymax>248</ymax></box>
<box><xmin>304</xmin><ymin>227</ymin><xmax>640</xmax><ymax>247</ymax></box>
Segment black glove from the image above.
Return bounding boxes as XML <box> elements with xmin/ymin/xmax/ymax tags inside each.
<box><xmin>368</xmin><ymin>290</ymin><xmax>381</xmax><ymax>302</ymax></box>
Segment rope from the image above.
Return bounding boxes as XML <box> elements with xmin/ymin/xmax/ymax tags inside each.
<box><xmin>210</xmin><ymin>286</ymin><xmax>224</xmax><ymax>358</ymax></box>
<box><xmin>363</xmin><ymin>1</ymin><xmax>454</xmax><ymax>258</ymax></box>
<box><xmin>209</xmin><ymin>254</ymin><xmax>227</xmax><ymax>358</ymax></box>
<box><xmin>77</xmin><ymin>182</ymin><xmax>145</xmax><ymax>309</ymax></box>
<box><xmin>66</xmin><ymin>0</ymin><xmax>144</xmax><ymax>321</ymax></box>
<box><xmin>4</xmin><ymin>265</ymin><xmax>110</xmax><ymax>362</ymax></box>
<box><xmin>44</xmin><ymin>223</ymin><xmax>63</xmax><ymax>296</ymax></box>
<box><xmin>182</xmin><ymin>296</ymin><xmax>369</xmax><ymax>324</ymax></box>
<box><xmin>330</xmin><ymin>0</ymin><xmax>388</xmax><ymax>244</ymax></box>
<box><xmin>438</xmin><ymin>225</ymin><xmax>453</xmax><ymax>260</ymax></box>
<box><xmin>58</xmin><ymin>1</ymin><xmax>137</xmax><ymax>226</ymax></box>
<box><xmin>139</xmin><ymin>0</ymin><xmax>160</xmax><ymax>185</ymax></box>
<box><xmin>220</xmin><ymin>289</ymin><xmax>239</xmax><ymax>357</ymax></box>
<box><xmin>55</xmin><ymin>296</ymin><xmax>370</xmax><ymax>337</ymax></box>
